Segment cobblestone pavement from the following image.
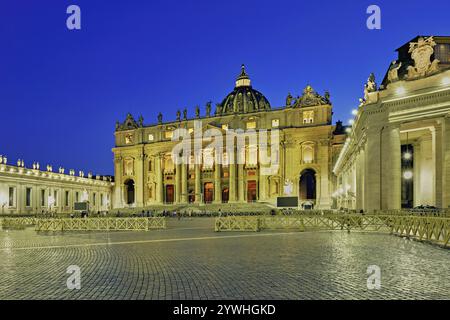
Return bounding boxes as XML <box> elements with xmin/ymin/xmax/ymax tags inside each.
<box><xmin>0</xmin><ymin>218</ymin><xmax>449</xmax><ymax>300</ymax></box>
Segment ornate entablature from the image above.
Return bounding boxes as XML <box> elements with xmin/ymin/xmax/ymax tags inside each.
<box><xmin>289</xmin><ymin>85</ymin><xmax>330</xmax><ymax>108</ymax></box>
<box><xmin>116</xmin><ymin>113</ymin><xmax>144</xmax><ymax>132</ymax></box>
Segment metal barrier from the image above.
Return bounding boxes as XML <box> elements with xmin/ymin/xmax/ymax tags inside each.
<box><xmin>214</xmin><ymin>216</ymin><xmax>260</xmax><ymax>232</ymax></box>
<box><xmin>35</xmin><ymin>217</ymin><xmax>166</xmax><ymax>232</ymax></box>
<box><xmin>215</xmin><ymin>215</ymin><xmax>450</xmax><ymax>247</ymax></box>
<box><xmin>0</xmin><ymin>217</ymin><xmax>37</xmax><ymax>228</ymax></box>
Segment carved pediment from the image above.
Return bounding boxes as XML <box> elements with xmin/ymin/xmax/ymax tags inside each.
<box><xmin>116</xmin><ymin>113</ymin><xmax>143</xmax><ymax>131</ymax></box>
<box><xmin>293</xmin><ymin>85</ymin><xmax>330</xmax><ymax>108</ymax></box>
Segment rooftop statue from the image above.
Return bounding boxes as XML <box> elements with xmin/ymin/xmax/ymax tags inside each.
<box><xmin>176</xmin><ymin>110</ymin><xmax>181</xmax><ymax>121</ymax></box>
<box><xmin>195</xmin><ymin>106</ymin><xmax>200</xmax><ymax>118</ymax></box>
<box><xmin>286</xmin><ymin>93</ymin><xmax>293</xmax><ymax>107</ymax></box>
<box><xmin>158</xmin><ymin>112</ymin><xmax>163</xmax><ymax>124</ymax></box>
<box><xmin>364</xmin><ymin>73</ymin><xmax>377</xmax><ymax>100</ymax></box>
<box><xmin>294</xmin><ymin>85</ymin><xmax>329</xmax><ymax>108</ymax></box>
<box><xmin>388</xmin><ymin>60</ymin><xmax>402</xmax><ymax>83</ymax></box>
<box><xmin>206</xmin><ymin>101</ymin><xmax>212</xmax><ymax>117</ymax></box>
<box><xmin>183</xmin><ymin>108</ymin><xmax>187</xmax><ymax>120</ymax></box>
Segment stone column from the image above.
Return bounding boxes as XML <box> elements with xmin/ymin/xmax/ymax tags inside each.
<box><xmin>214</xmin><ymin>163</ymin><xmax>222</xmax><ymax>203</ymax></box>
<box><xmin>365</xmin><ymin>127</ymin><xmax>382</xmax><ymax>212</ymax></box>
<box><xmin>434</xmin><ymin>124</ymin><xmax>443</xmax><ymax>208</ymax></box>
<box><xmin>136</xmin><ymin>153</ymin><xmax>145</xmax><ymax>208</ymax></box>
<box><xmin>381</xmin><ymin>124</ymin><xmax>401</xmax><ymax>210</ymax></box>
<box><xmin>444</xmin><ymin>116</ymin><xmax>450</xmax><ymax>209</ymax></box>
<box><xmin>194</xmin><ymin>163</ymin><xmax>201</xmax><ymax>204</ymax></box>
<box><xmin>155</xmin><ymin>155</ymin><xmax>164</xmax><ymax>204</ymax></box>
<box><xmin>355</xmin><ymin>148</ymin><xmax>365</xmax><ymax>211</ymax></box>
<box><xmin>419</xmin><ymin>133</ymin><xmax>434</xmax><ymax>205</ymax></box>
<box><xmin>259</xmin><ymin>174</ymin><xmax>267</xmax><ymax>202</ymax></box>
<box><xmin>175</xmin><ymin>163</ymin><xmax>181</xmax><ymax>204</ymax></box>
<box><xmin>238</xmin><ymin>164</ymin><xmax>245</xmax><ymax>202</ymax></box>
<box><xmin>113</xmin><ymin>156</ymin><xmax>123</xmax><ymax>208</ymax></box>
<box><xmin>181</xmin><ymin>163</ymin><xmax>188</xmax><ymax>203</ymax></box>
<box><xmin>228</xmin><ymin>151</ymin><xmax>237</xmax><ymax>202</ymax></box>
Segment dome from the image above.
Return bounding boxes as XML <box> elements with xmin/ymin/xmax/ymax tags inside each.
<box><xmin>216</xmin><ymin>65</ymin><xmax>271</xmax><ymax>116</ymax></box>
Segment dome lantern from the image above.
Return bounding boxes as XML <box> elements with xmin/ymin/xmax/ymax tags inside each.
<box><xmin>235</xmin><ymin>64</ymin><xmax>251</xmax><ymax>88</ymax></box>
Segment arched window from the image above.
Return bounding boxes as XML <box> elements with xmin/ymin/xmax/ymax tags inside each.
<box><xmin>302</xmin><ymin>143</ymin><xmax>315</xmax><ymax>164</ymax></box>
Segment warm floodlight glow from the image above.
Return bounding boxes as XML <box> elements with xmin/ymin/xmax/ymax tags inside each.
<box><xmin>345</xmin><ymin>128</ymin><xmax>352</xmax><ymax>133</ymax></box>
<box><xmin>403</xmin><ymin>170</ymin><xmax>413</xmax><ymax>180</ymax></box>
<box><xmin>351</xmin><ymin>109</ymin><xmax>358</xmax><ymax>116</ymax></box>
<box><xmin>403</xmin><ymin>152</ymin><xmax>412</xmax><ymax>160</ymax></box>
<box><xmin>396</xmin><ymin>86</ymin><xmax>406</xmax><ymax>95</ymax></box>
<box><xmin>348</xmin><ymin>119</ymin><xmax>355</xmax><ymax>125</ymax></box>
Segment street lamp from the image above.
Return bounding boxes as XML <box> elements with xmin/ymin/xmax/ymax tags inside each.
<box><xmin>403</xmin><ymin>170</ymin><xmax>413</xmax><ymax>180</ymax></box>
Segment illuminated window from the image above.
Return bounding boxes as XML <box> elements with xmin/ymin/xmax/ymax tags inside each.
<box><xmin>203</xmin><ymin>149</ymin><xmax>214</xmax><ymax>169</ymax></box>
<box><xmin>165</xmin><ymin>131</ymin><xmax>173</xmax><ymax>139</ymax></box>
<box><xmin>302</xmin><ymin>144</ymin><xmax>314</xmax><ymax>163</ymax></box>
<box><xmin>148</xmin><ymin>134</ymin><xmax>154</xmax><ymax>141</ymax></box>
<box><xmin>303</xmin><ymin>111</ymin><xmax>314</xmax><ymax>124</ymax></box>
<box><xmin>271</xmin><ymin>119</ymin><xmax>279</xmax><ymax>128</ymax></box>
<box><xmin>26</xmin><ymin>188</ymin><xmax>32</xmax><ymax>207</ymax></box>
<box><xmin>8</xmin><ymin>187</ymin><xmax>16</xmax><ymax>207</ymax></box>
<box><xmin>246</xmin><ymin>121</ymin><xmax>256</xmax><ymax>129</ymax></box>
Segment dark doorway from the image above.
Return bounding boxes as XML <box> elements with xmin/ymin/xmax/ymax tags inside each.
<box><xmin>222</xmin><ymin>188</ymin><xmax>229</xmax><ymax>203</ymax></box>
<box><xmin>188</xmin><ymin>190</ymin><xmax>195</xmax><ymax>203</ymax></box>
<box><xmin>247</xmin><ymin>180</ymin><xmax>257</xmax><ymax>202</ymax></box>
<box><xmin>401</xmin><ymin>144</ymin><xmax>414</xmax><ymax>208</ymax></box>
<box><xmin>165</xmin><ymin>185</ymin><xmax>174</xmax><ymax>204</ymax></box>
<box><xmin>204</xmin><ymin>183</ymin><xmax>214</xmax><ymax>203</ymax></box>
<box><xmin>299</xmin><ymin>169</ymin><xmax>316</xmax><ymax>201</ymax></box>
<box><xmin>124</xmin><ymin>179</ymin><xmax>135</xmax><ymax>205</ymax></box>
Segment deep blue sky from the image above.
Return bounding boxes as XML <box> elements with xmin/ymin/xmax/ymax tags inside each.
<box><xmin>1</xmin><ymin>0</ymin><xmax>449</xmax><ymax>175</ymax></box>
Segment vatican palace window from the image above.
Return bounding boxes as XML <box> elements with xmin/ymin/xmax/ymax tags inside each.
<box><xmin>271</xmin><ymin>119</ymin><xmax>279</xmax><ymax>128</ymax></box>
<box><xmin>246</xmin><ymin>121</ymin><xmax>256</xmax><ymax>129</ymax></box>
<box><xmin>26</xmin><ymin>188</ymin><xmax>32</xmax><ymax>207</ymax></box>
<box><xmin>165</xmin><ymin>131</ymin><xmax>173</xmax><ymax>139</ymax></box>
<box><xmin>303</xmin><ymin>111</ymin><xmax>314</xmax><ymax>124</ymax></box>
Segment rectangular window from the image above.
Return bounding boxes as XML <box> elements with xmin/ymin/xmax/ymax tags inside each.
<box><xmin>271</xmin><ymin>119</ymin><xmax>279</xmax><ymax>128</ymax></box>
<box><xmin>148</xmin><ymin>160</ymin><xmax>153</xmax><ymax>172</ymax></box>
<box><xmin>93</xmin><ymin>193</ymin><xmax>96</xmax><ymax>206</ymax></box>
<box><xmin>26</xmin><ymin>188</ymin><xmax>32</xmax><ymax>207</ymax></box>
<box><xmin>165</xmin><ymin>131</ymin><xmax>173</xmax><ymax>139</ymax></box>
<box><xmin>8</xmin><ymin>187</ymin><xmax>16</xmax><ymax>207</ymax></box>
<box><xmin>246</xmin><ymin>121</ymin><xmax>256</xmax><ymax>129</ymax></box>
<box><xmin>303</xmin><ymin>111</ymin><xmax>314</xmax><ymax>124</ymax></box>
<box><xmin>75</xmin><ymin>192</ymin><xmax>79</xmax><ymax>202</ymax></box>
<box><xmin>54</xmin><ymin>190</ymin><xmax>58</xmax><ymax>206</ymax></box>
<box><xmin>65</xmin><ymin>191</ymin><xmax>69</xmax><ymax>207</ymax></box>
<box><xmin>41</xmin><ymin>189</ymin><xmax>45</xmax><ymax>206</ymax></box>
<box><xmin>100</xmin><ymin>194</ymin><xmax>104</xmax><ymax>206</ymax></box>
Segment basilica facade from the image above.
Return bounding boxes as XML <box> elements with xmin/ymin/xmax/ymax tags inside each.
<box><xmin>113</xmin><ymin>66</ymin><xmax>347</xmax><ymax>209</ymax></box>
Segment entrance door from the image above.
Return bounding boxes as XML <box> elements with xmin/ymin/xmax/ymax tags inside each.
<box><xmin>165</xmin><ymin>185</ymin><xmax>174</xmax><ymax>204</ymax></box>
<box><xmin>204</xmin><ymin>183</ymin><xmax>214</xmax><ymax>203</ymax></box>
<box><xmin>124</xmin><ymin>179</ymin><xmax>135</xmax><ymax>205</ymax></box>
<box><xmin>222</xmin><ymin>188</ymin><xmax>229</xmax><ymax>203</ymax></box>
<box><xmin>247</xmin><ymin>180</ymin><xmax>257</xmax><ymax>202</ymax></box>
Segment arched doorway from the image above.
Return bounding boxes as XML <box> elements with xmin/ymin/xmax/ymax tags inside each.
<box><xmin>299</xmin><ymin>169</ymin><xmax>316</xmax><ymax>203</ymax></box>
<box><xmin>165</xmin><ymin>185</ymin><xmax>174</xmax><ymax>204</ymax></box>
<box><xmin>222</xmin><ymin>188</ymin><xmax>229</xmax><ymax>203</ymax></box>
<box><xmin>247</xmin><ymin>180</ymin><xmax>257</xmax><ymax>202</ymax></box>
<box><xmin>204</xmin><ymin>183</ymin><xmax>214</xmax><ymax>203</ymax></box>
<box><xmin>124</xmin><ymin>179</ymin><xmax>135</xmax><ymax>205</ymax></box>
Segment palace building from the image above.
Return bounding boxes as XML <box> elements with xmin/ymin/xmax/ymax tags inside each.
<box><xmin>113</xmin><ymin>65</ymin><xmax>347</xmax><ymax>209</ymax></box>
<box><xmin>1</xmin><ymin>35</ymin><xmax>449</xmax><ymax>214</ymax></box>
<box><xmin>333</xmin><ymin>36</ymin><xmax>450</xmax><ymax>211</ymax></box>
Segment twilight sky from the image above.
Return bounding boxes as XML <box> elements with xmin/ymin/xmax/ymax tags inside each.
<box><xmin>1</xmin><ymin>0</ymin><xmax>449</xmax><ymax>175</ymax></box>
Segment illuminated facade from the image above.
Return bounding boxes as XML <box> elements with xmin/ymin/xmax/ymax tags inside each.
<box><xmin>0</xmin><ymin>158</ymin><xmax>113</xmax><ymax>214</ymax></box>
<box><xmin>333</xmin><ymin>36</ymin><xmax>450</xmax><ymax>211</ymax></box>
<box><xmin>113</xmin><ymin>66</ymin><xmax>346</xmax><ymax>209</ymax></box>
